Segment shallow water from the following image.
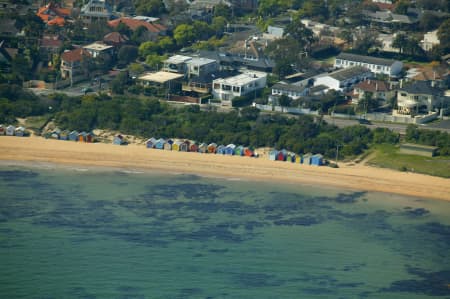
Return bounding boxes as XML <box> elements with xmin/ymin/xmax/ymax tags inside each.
<box><xmin>0</xmin><ymin>163</ymin><xmax>449</xmax><ymax>298</ymax></box>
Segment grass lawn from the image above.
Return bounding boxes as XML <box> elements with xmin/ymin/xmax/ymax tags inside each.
<box><xmin>367</xmin><ymin>144</ymin><xmax>450</xmax><ymax>178</ymax></box>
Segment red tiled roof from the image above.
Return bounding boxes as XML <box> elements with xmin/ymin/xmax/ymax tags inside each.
<box><xmin>37</xmin><ymin>2</ymin><xmax>71</xmax><ymax>26</ymax></box>
<box><xmin>61</xmin><ymin>48</ymin><xmax>91</xmax><ymax>62</ymax></box>
<box><xmin>354</xmin><ymin>79</ymin><xmax>390</xmax><ymax>92</ymax></box>
<box><xmin>40</xmin><ymin>35</ymin><xmax>63</xmax><ymax>48</ymax></box>
<box><xmin>103</xmin><ymin>32</ymin><xmax>129</xmax><ymax>44</ymax></box>
<box><xmin>108</xmin><ymin>18</ymin><xmax>166</xmax><ymax>33</ymax></box>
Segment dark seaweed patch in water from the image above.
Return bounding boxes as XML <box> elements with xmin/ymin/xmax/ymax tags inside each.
<box><xmin>334</xmin><ymin>191</ymin><xmax>367</xmax><ymax>203</ymax></box>
<box><xmin>175</xmin><ymin>174</ymin><xmax>202</xmax><ymax>181</ymax></box>
<box><xmin>274</xmin><ymin>215</ymin><xmax>323</xmax><ymax>226</ymax></box>
<box><xmin>402</xmin><ymin>207</ymin><xmax>430</xmax><ymax>217</ymax></box>
<box><xmin>147</xmin><ymin>183</ymin><xmax>225</xmax><ymax>200</ymax></box>
<box><xmin>417</xmin><ymin>222</ymin><xmax>450</xmax><ymax>245</ymax></box>
<box><xmin>0</xmin><ymin>170</ymin><xmax>39</xmax><ymax>181</ymax></box>
<box><xmin>232</xmin><ymin>273</ymin><xmax>284</xmax><ymax>287</ymax></box>
<box><xmin>381</xmin><ymin>267</ymin><xmax>450</xmax><ymax>296</ymax></box>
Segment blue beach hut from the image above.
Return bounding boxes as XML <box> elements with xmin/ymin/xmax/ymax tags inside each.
<box><xmin>216</xmin><ymin>145</ymin><xmax>226</xmax><ymax>155</ymax></box>
<box><xmin>225</xmin><ymin>144</ymin><xmax>236</xmax><ymax>155</ymax></box>
<box><xmin>311</xmin><ymin>154</ymin><xmax>324</xmax><ymax>166</ymax></box>
<box><xmin>146</xmin><ymin>137</ymin><xmax>157</xmax><ymax>148</ymax></box>
<box><xmin>155</xmin><ymin>138</ymin><xmax>166</xmax><ymax>149</ymax></box>
<box><xmin>68</xmin><ymin>130</ymin><xmax>79</xmax><ymax>141</ymax></box>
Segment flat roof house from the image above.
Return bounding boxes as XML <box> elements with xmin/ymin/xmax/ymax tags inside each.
<box><xmin>83</xmin><ymin>42</ymin><xmax>114</xmax><ymax>58</ymax></box>
<box><xmin>314</xmin><ymin>66</ymin><xmax>373</xmax><ymax>92</ymax></box>
<box><xmin>162</xmin><ymin>55</ymin><xmax>192</xmax><ymax>74</ymax></box>
<box><xmin>212</xmin><ymin>71</ymin><xmax>267</xmax><ymax>105</ymax></box>
<box><xmin>334</xmin><ymin>53</ymin><xmax>403</xmax><ymax>77</ymax></box>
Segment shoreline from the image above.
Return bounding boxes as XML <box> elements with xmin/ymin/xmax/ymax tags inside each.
<box><xmin>1</xmin><ymin>136</ymin><xmax>449</xmax><ymax>201</ymax></box>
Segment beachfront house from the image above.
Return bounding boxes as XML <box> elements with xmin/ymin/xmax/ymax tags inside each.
<box><xmin>180</xmin><ymin>141</ymin><xmax>189</xmax><ymax>152</ymax></box>
<box><xmin>155</xmin><ymin>138</ymin><xmax>166</xmax><ymax>149</ymax></box>
<box><xmin>68</xmin><ymin>130</ymin><xmax>79</xmax><ymax>141</ymax></box>
<box><xmin>0</xmin><ymin>125</ymin><xmax>4</xmax><ymax>135</ymax></box>
<box><xmin>207</xmin><ymin>143</ymin><xmax>217</xmax><ymax>153</ymax></box>
<box><xmin>212</xmin><ymin>71</ymin><xmax>267</xmax><ymax>105</ymax></box>
<box><xmin>198</xmin><ymin>143</ymin><xmax>208</xmax><ymax>153</ymax></box>
<box><xmin>311</xmin><ymin>154</ymin><xmax>324</xmax><ymax>166</ymax></box>
<box><xmin>113</xmin><ymin>134</ymin><xmax>126</xmax><ymax>145</ymax></box>
<box><xmin>334</xmin><ymin>52</ymin><xmax>403</xmax><ymax>77</ymax></box>
<box><xmin>146</xmin><ymin>137</ymin><xmax>157</xmax><ymax>148</ymax></box>
<box><xmin>314</xmin><ymin>66</ymin><xmax>373</xmax><ymax>92</ymax></box>
<box><xmin>225</xmin><ymin>144</ymin><xmax>236</xmax><ymax>155</ymax></box>
<box><xmin>6</xmin><ymin>125</ymin><xmax>15</xmax><ymax>136</ymax></box>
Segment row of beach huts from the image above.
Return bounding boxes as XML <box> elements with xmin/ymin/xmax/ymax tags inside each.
<box><xmin>115</xmin><ymin>135</ymin><xmax>324</xmax><ymax>165</ymax></box>
<box><xmin>44</xmin><ymin>129</ymin><xmax>95</xmax><ymax>142</ymax></box>
<box><xmin>268</xmin><ymin>149</ymin><xmax>324</xmax><ymax>166</ymax></box>
<box><xmin>0</xmin><ymin>125</ymin><xmax>27</xmax><ymax>137</ymax></box>
<box><xmin>117</xmin><ymin>136</ymin><xmax>258</xmax><ymax>157</ymax></box>
<box><xmin>27</xmin><ymin>127</ymin><xmax>324</xmax><ymax>166</ymax></box>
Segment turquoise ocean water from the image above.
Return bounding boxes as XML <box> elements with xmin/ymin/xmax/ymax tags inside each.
<box><xmin>0</xmin><ymin>162</ymin><xmax>449</xmax><ymax>299</ymax></box>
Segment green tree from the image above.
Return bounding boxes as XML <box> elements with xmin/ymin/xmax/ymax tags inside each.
<box><xmin>145</xmin><ymin>53</ymin><xmax>167</xmax><ymax>70</ymax></box>
<box><xmin>157</xmin><ymin>36</ymin><xmax>175</xmax><ymax>53</ymax></box>
<box><xmin>437</xmin><ymin>19</ymin><xmax>450</xmax><ymax>53</ymax></box>
<box><xmin>131</xmin><ymin>26</ymin><xmax>148</xmax><ymax>44</ymax></box>
<box><xmin>214</xmin><ymin>3</ymin><xmax>232</xmax><ymax>18</ymax></box>
<box><xmin>118</xmin><ymin>45</ymin><xmax>138</xmax><ymax>65</ymax></box>
<box><xmin>173</xmin><ymin>24</ymin><xmax>196</xmax><ymax>46</ymax></box>
<box><xmin>278</xmin><ymin>94</ymin><xmax>291</xmax><ymax>112</ymax></box>
<box><xmin>135</xmin><ymin>0</ymin><xmax>166</xmax><ymax>16</ymax></box>
<box><xmin>283</xmin><ymin>15</ymin><xmax>316</xmax><ymax>51</ymax></box>
<box><xmin>139</xmin><ymin>41</ymin><xmax>159</xmax><ymax>58</ymax></box>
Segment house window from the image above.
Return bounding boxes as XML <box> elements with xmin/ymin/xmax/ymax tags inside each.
<box><xmin>213</xmin><ymin>83</ymin><xmax>220</xmax><ymax>90</ymax></box>
<box><xmin>336</xmin><ymin>59</ymin><xmax>341</xmax><ymax>64</ymax></box>
<box><xmin>233</xmin><ymin>86</ymin><xmax>240</xmax><ymax>92</ymax></box>
<box><xmin>222</xmin><ymin>85</ymin><xmax>231</xmax><ymax>91</ymax></box>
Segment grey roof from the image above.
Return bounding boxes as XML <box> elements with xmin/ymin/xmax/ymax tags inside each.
<box><xmin>309</xmin><ymin>84</ymin><xmax>328</xmax><ymax>93</ymax></box>
<box><xmin>337</xmin><ymin>52</ymin><xmax>396</xmax><ymax>67</ymax></box>
<box><xmin>328</xmin><ymin>66</ymin><xmax>371</xmax><ymax>81</ymax></box>
<box><xmin>399</xmin><ymin>81</ymin><xmax>444</xmax><ymax>96</ymax></box>
<box><xmin>272</xmin><ymin>83</ymin><xmax>306</xmax><ymax>93</ymax></box>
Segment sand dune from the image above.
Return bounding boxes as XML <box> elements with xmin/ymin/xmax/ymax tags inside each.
<box><xmin>0</xmin><ymin>136</ymin><xmax>449</xmax><ymax>201</ymax></box>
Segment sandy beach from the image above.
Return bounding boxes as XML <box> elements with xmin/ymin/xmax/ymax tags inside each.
<box><xmin>0</xmin><ymin>136</ymin><xmax>449</xmax><ymax>201</ymax></box>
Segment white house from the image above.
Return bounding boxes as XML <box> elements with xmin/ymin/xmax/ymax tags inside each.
<box><xmin>396</xmin><ymin>81</ymin><xmax>446</xmax><ymax>116</ymax></box>
<box><xmin>83</xmin><ymin>42</ymin><xmax>114</xmax><ymax>58</ymax></box>
<box><xmin>270</xmin><ymin>82</ymin><xmax>309</xmax><ymax>100</ymax></box>
<box><xmin>314</xmin><ymin>66</ymin><xmax>373</xmax><ymax>92</ymax></box>
<box><xmin>420</xmin><ymin>30</ymin><xmax>439</xmax><ymax>52</ymax></box>
<box><xmin>212</xmin><ymin>71</ymin><xmax>267</xmax><ymax>105</ymax></box>
<box><xmin>334</xmin><ymin>52</ymin><xmax>403</xmax><ymax>77</ymax></box>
